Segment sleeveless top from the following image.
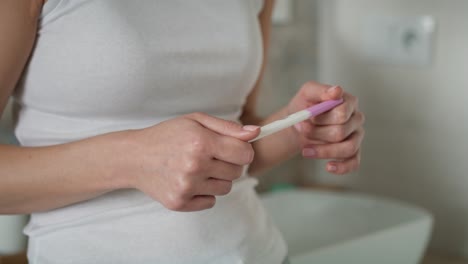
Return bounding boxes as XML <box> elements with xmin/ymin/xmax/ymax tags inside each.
<box><xmin>13</xmin><ymin>0</ymin><xmax>287</xmax><ymax>263</ymax></box>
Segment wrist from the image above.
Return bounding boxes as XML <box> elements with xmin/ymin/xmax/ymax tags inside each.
<box><xmin>89</xmin><ymin>130</ymin><xmax>137</xmax><ymax>191</ymax></box>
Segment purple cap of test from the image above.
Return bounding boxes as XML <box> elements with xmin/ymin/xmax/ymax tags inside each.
<box><xmin>306</xmin><ymin>99</ymin><xmax>344</xmax><ymax>117</ymax></box>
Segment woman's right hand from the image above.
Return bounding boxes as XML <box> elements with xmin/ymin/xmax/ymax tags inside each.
<box><xmin>116</xmin><ymin>113</ymin><xmax>260</xmax><ymax>212</ymax></box>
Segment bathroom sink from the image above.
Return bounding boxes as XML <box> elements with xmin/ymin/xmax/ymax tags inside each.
<box><xmin>260</xmin><ymin>190</ymin><xmax>433</xmax><ymax>264</ymax></box>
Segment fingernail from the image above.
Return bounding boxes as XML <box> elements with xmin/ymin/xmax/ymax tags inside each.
<box><xmin>328</xmin><ymin>85</ymin><xmax>339</xmax><ymax>93</ymax></box>
<box><xmin>303</xmin><ymin>148</ymin><xmax>316</xmax><ymax>157</ymax></box>
<box><xmin>243</xmin><ymin>125</ymin><xmax>259</xmax><ymax>131</ymax></box>
<box><xmin>328</xmin><ymin>165</ymin><xmax>337</xmax><ymax>172</ymax></box>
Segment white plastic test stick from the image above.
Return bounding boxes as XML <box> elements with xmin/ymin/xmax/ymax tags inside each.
<box><xmin>249</xmin><ymin>99</ymin><xmax>344</xmax><ymax>142</ymax></box>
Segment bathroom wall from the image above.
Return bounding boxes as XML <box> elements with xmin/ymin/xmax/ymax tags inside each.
<box><xmin>256</xmin><ymin>0</ymin><xmax>321</xmax><ymax>191</ymax></box>
<box><xmin>0</xmin><ymin>100</ymin><xmax>15</xmax><ymax>143</ymax></box>
<box><xmin>311</xmin><ymin>0</ymin><xmax>468</xmax><ymax>257</ymax></box>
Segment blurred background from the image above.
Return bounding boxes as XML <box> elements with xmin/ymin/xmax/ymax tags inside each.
<box><xmin>1</xmin><ymin>0</ymin><xmax>467</xmax><ymax>263</ymax></box>
<box><xmin>255</xmin><ymin>0</ymin><xmax>468</xmax><ymax>263</ymax></box>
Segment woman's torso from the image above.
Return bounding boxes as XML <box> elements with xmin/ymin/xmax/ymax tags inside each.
<box><xmin>14</xmin><ymin>0</ymin><xmax>287</xmax><ymax>263</ymax></box>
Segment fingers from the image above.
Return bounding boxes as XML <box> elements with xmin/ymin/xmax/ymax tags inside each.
<box><xmin>178</xmin><ymin>195</ymin><xmax>216</xmax><ymax>212</ymax></box>
<box><xmin>206</xmin><ymin>159</ymin><xmax>244</xmax><ymax>181</ymax></box>
<box><xmin>210</xmin><ymin>135</ymin><xmax>255</xmax><ymax>166</ymax></box>
<box><xmin>296</xmin><ymin>83</ymin><xmax>364</xmax><ymax>175</ymax></box>
<box><xmin>305</xmin><ymin>111</ymin><xmax>365</xmax><ymax>143</ymax></box>
<box><xmin>197</xmin><ymin>178</ymin><xmax>233</xmax><ymax>196</ymax></box>
<box><xmin>300</xmin><ymin>81</ymin><xmax>344</xmax><ymax>104</ymax></box>
<box><xmin>187</xmin><ymin>112</ymin><xmax>260</xmax><ymax>142</ymax></box>
<box><xmin>164</xmin><ymin>168</ymin><xmax>237</xmax><ymax>211</ymax></box>
<box><xmin>168</xmin><ymin>168</ymin><xmax>238</xmax><ymax>212</ymax></box>
<box><xmin>326</xmin><ymin>150</ymin><xmax>361</xmax><ymax>175</ymax></box>
<box><xmin>302</xmin><ymin>128</ymin><xmax>365</xmax><ymax>160</ymax></box>
<box><xmin>182</xmin><ymin>116</ymin><xmax>255</xmax><ymax>166</ymax></box>
<box><xmin>163</xmin><ymin>113</ymin><xmax>254</xmax><ymax>212</ymax></box>
<box><xmin>137</xmin><ymin>113</ymin><xmax>258</xmax><ymax>213</ymax></box>
<box><xmin>312</xmin><ymin>93</ymin><xmax>358</xmax><ymax>125</ymax></box>
<box><xmin>302</xmin><ymin>128</ymin><xmax>364</xmax><ymax>175</ymax></box>
<box><xmin>295</xmin><ymin>82</ymin><xmax>357</xmax><ymax>127</ymax></box>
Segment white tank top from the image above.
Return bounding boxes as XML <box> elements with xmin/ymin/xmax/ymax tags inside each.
<box><xmin>13</xmin><ymin>0</ymin><xmax>287</xmax><ymax>263</ymax></box>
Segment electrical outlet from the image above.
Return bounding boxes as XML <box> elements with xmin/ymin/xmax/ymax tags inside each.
<box><xmin>362</xmin><ymin>15</ymin><xmax>436</xmax><ymax>65</ymax></box>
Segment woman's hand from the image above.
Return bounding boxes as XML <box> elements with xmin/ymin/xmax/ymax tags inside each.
<box><xmin>117</xmin><ymin>113</ymin><xmax>260</xmax><ymax>212</ymax></box>
<box><xmin>287</xmin><ymin>81</ymin><xmax>365</xmax><ymax>175</ymax></box>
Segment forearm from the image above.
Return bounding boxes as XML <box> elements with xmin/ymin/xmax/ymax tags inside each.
<box><xmin>248</xmin><ymin>107</ymin><xmax>301</xmax><ymax>176</ymax></box>
<box><xmin>0</xmin><ymin>132</ymin><xmax>131</xmax><ymax>214</ymax></box>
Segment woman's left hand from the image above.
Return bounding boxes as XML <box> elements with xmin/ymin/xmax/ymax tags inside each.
<box><xmin>287</xmin><ymin>81</ymin><xmax>365</xmax><ymax>175</ymax></box>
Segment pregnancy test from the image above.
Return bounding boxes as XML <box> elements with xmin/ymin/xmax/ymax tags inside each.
<box><xmin>249</xmin><ymin>99</ymin><xmax>344</xmax><ymax>142</ymax></box>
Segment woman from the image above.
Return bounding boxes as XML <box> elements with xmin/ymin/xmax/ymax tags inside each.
<box><xmin>0</xmin><ymin>0</ymin><xmax>365</xmax><ymax>263</ymax></box>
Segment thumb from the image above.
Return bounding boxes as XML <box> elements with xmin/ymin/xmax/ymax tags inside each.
<box><xmin>301</xmin><ymin>82</ymin><xmax>344</xmax><ymax>103</ymax></box>
<box><xmin>188</xmin><ymin>113</ymin><xmax>260</xmax><ymax>141</ymax></box>
<box><xmin>322</xmin><ymin>85</ymin><xmax>344</xmax><ymax>101</ymax></box>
